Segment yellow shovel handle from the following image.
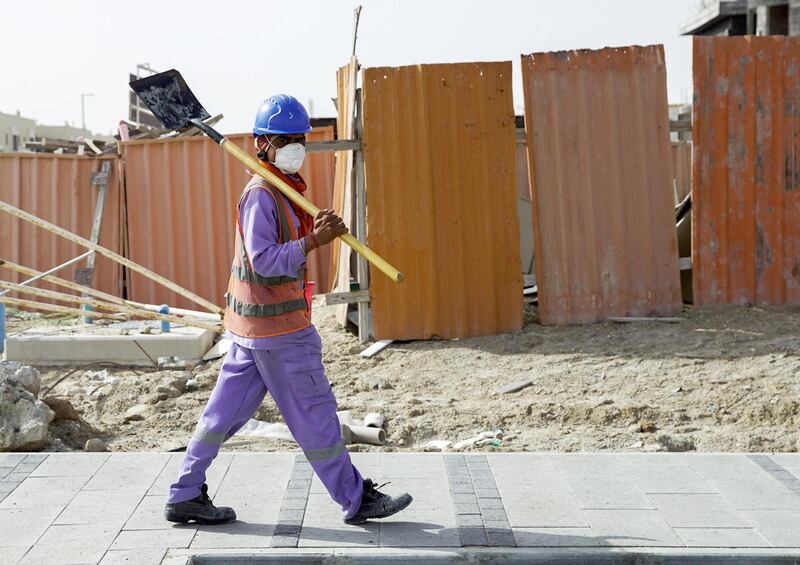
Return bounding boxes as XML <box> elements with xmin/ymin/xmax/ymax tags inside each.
<box><xmin>221</xmin><ymin>140</ymin><xmax>404</xmax><ymax>284</ymax></box>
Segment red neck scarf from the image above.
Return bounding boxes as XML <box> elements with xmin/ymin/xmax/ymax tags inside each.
<box><xmin>258</xmin><ymin>160</ymin><xmax>314</xmax><ymax>237</ymax></box>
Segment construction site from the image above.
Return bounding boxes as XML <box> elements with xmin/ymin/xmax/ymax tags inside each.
<box><xmin>1</xmin><ymin>1</ymin><xmax>800</xmax><ymax>563</ymax></box>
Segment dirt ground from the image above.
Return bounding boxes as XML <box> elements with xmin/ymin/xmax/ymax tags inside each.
<box><xmin>16</xmin><ymin>297</ymin><xmax>800</xmax><ymax>454</ymax></box>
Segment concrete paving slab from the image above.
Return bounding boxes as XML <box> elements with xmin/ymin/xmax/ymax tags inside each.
<box><xmin>110</xmin><ymin>527</ymin><xmax>197</xmax><ymax>550</ymax></box>
<box><xmin>583</xmin><ymin>509</ymin><xmax>684</xmax><ymax>547</ymax></box>
<box><xmin>512</xmin><ymin>527</ymin><xmax>599</xmax><ymax>547</ymax></box>
<box><xmin>502</xmin><ymin>494</ymin><xmax>589</xmax><ymax>528</ymax></box>
<box><xmin>674</xmin><ymin>527</ymin><xmax>771</xmax><ymax>547</ymax></box>
<box><xmin>379</xmin><ymin>522</ymin><xmax>461</xmax><ymax>547</ymax></box>
<box><xmin>1</xmin><ymin>546</ymin><xmax>31</xmax><ymax>564</ymax></box>
<box><xmin>55</xmin><ymin>490</ymin><xmax>144</xmax><ymax>526</ymax></box>
<box><xmin>29</xmin><ymin>453</ymin><xmax>110</xmax><ymax>478</ymax></box>
<box><xmin>740</xmin><ymin>510</ymin><xmax>800</xmax><ymax>546</ymax></box>
<box><xmin>191</xmin><ymin>522</ymin><xmax>275</xmax><ymax>549</ymax></box>
<box><xmin>648</xmin><ymin>493</ymin><xmax>750</xmax><ymax>528</ymax></box>
<box><xmin>98</xmin><ymin>548</ymin><xmax>168</xmax><ymax>565</ymax></box>
<box><xmin>19</xmin><ymin>544</ymin><xmax>110</xmax><ymax>565</ymax></box>
<box><xmin>380</xmin><ymin>454</ymin><xmax>445</xmax><ymax>478</ymax></box>
<box><xmin>83</xmin><ymin>453</ymin><xmax>170</xmax><ymax>492</ymax></box>
<box><xmin>298</xmin><ymin>523</ymin><xmax>379</xmax><ymax>548</ymax></box>
<box><xmin>0</xmin><ymin>475</ymin><xmax>87</xmax><ymax>510</ymax></box>
<box><xmin>0</xmin><ymin>507</ymin><xmax>62</xmax><ymax>547</ymax></box>
<box><xmin>0</xmin><ymin>454</ymin><xmax>26</xmax><ymax>466</ymax></box>
<box><xmin>618</xmin><ymin>454</ymin><xmax>718</xmax><ymax>494</ymax></box>
<box><xmin>18</xmin><ymin>524</ymin><xmax>121</xmax><ymax>565</ymax></box>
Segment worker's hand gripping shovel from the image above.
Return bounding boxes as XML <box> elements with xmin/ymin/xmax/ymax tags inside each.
<box><xmin>129</xmin><ymin>70</ymin><xmax>403</xmax><ymax>284</ymax></box>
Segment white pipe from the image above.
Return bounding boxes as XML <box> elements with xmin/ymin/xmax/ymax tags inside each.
<box><xmin>363</xmin><ymin>413</ymin><xmax>384</xmax><ymax>429</ymax></box>
<box><xmin>347</xmin><ymin>425</ymin><xmax>386</xmax><ymax>446</ymax></box>
<box><xmin>133</xmin><ymin>303</ymin><xmax>222</xmax><ymax>321</ymax></box>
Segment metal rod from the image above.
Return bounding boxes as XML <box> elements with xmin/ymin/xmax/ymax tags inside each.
<box><xmin>0</xmin><ymin>250</ymin><xmax>93</xmax><ymax>297</ymax></box>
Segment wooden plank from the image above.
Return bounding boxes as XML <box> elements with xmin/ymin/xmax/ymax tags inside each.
<box><xmin>333</xmin><ymin>56</ymin><xmax>360</xmax><ymax>327</ymax></box>
<box><xmin>354</xmin><ymin>88</ymin><xmax>370</xmax><ymax>343</ymax></box>
<box><xmin>324</xmin><ymin>289</ymin><xmax>369</xmax><ymax>305</ymax></box>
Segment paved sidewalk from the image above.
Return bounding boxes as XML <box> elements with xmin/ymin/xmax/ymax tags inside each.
<box><xmin>2</xmin><ymin>452</ymin><xmax>800</xmax><ymax>564</ymax></box>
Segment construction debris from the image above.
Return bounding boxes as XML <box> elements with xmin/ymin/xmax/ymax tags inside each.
<box><xmin>0</xmin><ymin>362</ymin><xmax>54</xmax><ymax>451</ymax></box>
<box><xmin>495</xmin><ymin>378</ymin><xmax>533</xmax><ymax>395</ymax></box>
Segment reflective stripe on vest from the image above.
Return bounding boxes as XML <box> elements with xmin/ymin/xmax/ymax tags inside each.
<box><xmin>225</xmin><ymin>293</ymin><xmax>307</xmax><ymax>318</ymax></box>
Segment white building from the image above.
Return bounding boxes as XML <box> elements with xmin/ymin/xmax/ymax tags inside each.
<box><xmin>0</xmin><ymin>110</ymin><xmax>93</xmax><ymax>152</ymax></box>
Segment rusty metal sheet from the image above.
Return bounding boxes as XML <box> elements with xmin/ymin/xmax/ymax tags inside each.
<box><xmin>121</xmin><ymin>127</ymin><xmax>335</xmax><ymax>310</ymax></box>
<box><xmin>0</xmin><ymin>154</ymin><xmax>122</xmax><ymax>301</ymax></box>
<box><xmin>521</xmin><ymin>45</ymin><xmax>682</xmax><ymax>325</ymax></box>
<box><xmin>362</xmin><ymin>62</ymin><xmax>523</xmax><ymax>340</ymax></box>
<box><xmin>693</xmin><ymin>36</ymin><xmax>800</xmax><ymax>306</ymax></box>
<box><xmin>671</xmin><ymin>141</ymin><xmax>692</xmax><ymax>203</ymax></box>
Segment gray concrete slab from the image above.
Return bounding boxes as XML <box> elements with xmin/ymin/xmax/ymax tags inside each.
<box><xmin>675</xmin><ymin>528</ymin><xmax>771</xmax><ymax>548</ymax></box>
<box><xmin>6</xmin><ymin>325</ymin><xmax>215</xmax><ymax>367</ymax></box>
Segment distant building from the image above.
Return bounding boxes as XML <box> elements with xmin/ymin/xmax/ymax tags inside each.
<box><xmin>682</xmin><ymin>0</ymin><xmax>800</xmax><ymax>36</ymax></box>
<box><xmin>0</xmin><ymin>110</ymin><xmax>93</xmax><ymax>152</ymax></box>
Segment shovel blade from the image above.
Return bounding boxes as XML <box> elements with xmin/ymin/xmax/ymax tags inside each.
<box><xmin>129</xmin><ymin>69</ymin><xmax>210</xmax><ymax>130</ymax></box>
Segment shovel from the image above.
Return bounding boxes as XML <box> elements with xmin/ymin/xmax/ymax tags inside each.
<box><xmin>129</xmin><ymin>69</ymin><xmax>403</xmax><ymax>284</ymax></box>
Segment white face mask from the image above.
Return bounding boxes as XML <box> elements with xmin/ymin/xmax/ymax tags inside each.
<box><xmin>273</xmin><ymin>143</ymin><xmax>306</xmax><ymax>174</ymax></box>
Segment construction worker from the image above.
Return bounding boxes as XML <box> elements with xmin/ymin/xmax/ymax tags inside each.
<box><xmin>164</xmin><ymin>95</ymin><xmax>412</xmax><ymax>526</ymax></box>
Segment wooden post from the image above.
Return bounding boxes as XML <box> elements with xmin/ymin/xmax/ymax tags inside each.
<box><xmin>354</xmin><ymin>88</ymin><xmax>371</xmax><ymax>343</ymax></box>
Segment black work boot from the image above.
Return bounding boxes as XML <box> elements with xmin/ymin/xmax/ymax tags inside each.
<box><xmin>164</xmin><ymin>483</ymin><xmax>236</xmax><ymax>525</ymax></box>
<box><xmin>344</xmin><ymin>479</ymin><xmax>413</xmax><ymax>525</ymax></box>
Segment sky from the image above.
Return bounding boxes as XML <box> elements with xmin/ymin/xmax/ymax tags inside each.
<box><xmin>2</xmin><ymin>0</ymin><xmax>703</xmax><ymax>135</ymax></box>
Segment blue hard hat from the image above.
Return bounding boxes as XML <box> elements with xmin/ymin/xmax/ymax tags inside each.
<box><xmin>253</xmin><ymin>94</ymin><xmax>312</xmax><ymax>136</ymax></box>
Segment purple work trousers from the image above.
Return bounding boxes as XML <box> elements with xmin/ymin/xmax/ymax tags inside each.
<box><xmin>167</xmin><ymin>339</ymin><xmax>364</xmax><ymax>519</ymax></box>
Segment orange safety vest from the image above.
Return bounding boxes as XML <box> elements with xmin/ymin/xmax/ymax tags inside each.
<box><xmin>223</xmin><ymin>176</ymin><xmax>311</xmax><ymax>338</ymax></box>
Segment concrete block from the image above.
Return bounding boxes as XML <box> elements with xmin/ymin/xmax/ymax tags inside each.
<box><xmin>191</xmin><ymin>521</ymin><xmax>273</xmax><ymax>549</ymax></box>
<box><xmin>99</xmin><ymin>549</ymin><xmax>168</xmax><ymax>564</ymax></box>
<box><xmin>6</xmin><ymin>325</ymin><xmax>216</xmax><ymax>367</ymax></box>
<box><xmin>503</xmin><ymin>494</ymin><xmax>589</xmax><ymax>528</ymax></box>
<box><xmin>379</xmin><ymin>521</ymin><xmax>461</xmax><ymax>547</ymax></box>
<box><xmin>449</xmin><ymin>483</ymin><xmax>474</xmax><ymax>494</ymax></box>
<box><xmin>111</xmin><ymin>528</ymin><xmax>196</xmax><ymax>550</ymax></box>
<box><xmin>584</xmin><ymin>509</ymin><xmax>683</xmax><ymax>547</ymax></box>
<box><xmin>675</xmin><ymin>527</ymin><xmax>770</xmax><ymax>547</ymax></box>
<box><xmin>454</xmin><ymin>502</ymin><xmax>480</xmax><ymax>515</ymax></box>
<box><xmin>298</xmin><ymin>523</ymin><xmax>378</xmax><ymax>547</ymax></box>
<box><xmin>475</xmin><ymin>487</ymin><xmax>501</xmax><ymax>499</ymax></box>
<box><xmin>30</xmin><ymin>453</ymin><xmax>109</xmax><ymax>478</ymax></box>
<box><xmin>56</xmin><ymin>490</ymin><xmax>144</xmax><ymax>526</ymax></box>
<box><xmin>0</xmin><ymin>507</ymin><xmax>62</xmax><ymax>546</ymax></box>
<box><xmin>458</xmin><ymin>526</ymin><xmax>488</xmax><ymax>546</ymax></box>
<box><xmin>513</xmin><ymin>527</ymin><xmax>599</xmax><ymax>547</ymax></box>
<box><xmin>740</xmin><ymin>509</ymin><xmax>800</xmax><ymax>546</ymax></box>
<box><xmin>648</xmin><ymin>493</ymin><xmax>749</xmax><ymax>528</ymax></box>
<box><xmin>270</xmin><ymin>534</ymin><xmax>299</xmax><ymax>548</ymax></box>
<box><xmin>455</xmin><ymin>513</ymin><xmax>483</xmax><ymax>527</ymax></box>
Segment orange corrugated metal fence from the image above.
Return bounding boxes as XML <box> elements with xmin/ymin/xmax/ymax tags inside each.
<box><xmin>362</xmin><ymin>62</ymin><xmax>523</xmax><ymax>340</ymax></box>
<box><xmin>693</xmin><ymin>36</ymin><xmax>800</xmax><ymax>306</ymax></box>
<box><xmin>121</xmin><ymin>127</ymin><xmax>335</xmax><ymax>310</ymax></box>
<box><xmin>521</xmin><ymin>45</ymin><xmax>682</xmax><ymax>325</ymax></box>
<box><xmin>0</xmin><ymin>153</ymin><xmax>122</xmax><ymax>299</ymax></box>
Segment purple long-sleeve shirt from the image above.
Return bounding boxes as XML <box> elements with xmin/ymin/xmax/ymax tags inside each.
<box><xmin>225</xmin><ymin>184</ymin><xmax>317</xmax><ymax>350</ymax></box>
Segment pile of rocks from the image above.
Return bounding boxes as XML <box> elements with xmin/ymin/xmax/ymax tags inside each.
<box><xmin>0</xmin><ymin>361</ymin><xmax>55</xmax><ymax>451</ymax></box>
